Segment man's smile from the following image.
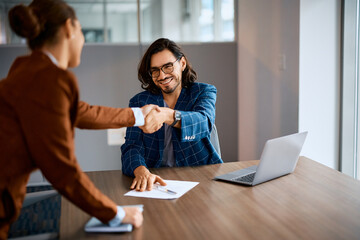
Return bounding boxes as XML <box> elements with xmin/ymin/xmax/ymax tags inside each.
<box><xmin>158</xmin><ymin>77</ymin><xmax>173</xmax><ymax>86</ymax></box>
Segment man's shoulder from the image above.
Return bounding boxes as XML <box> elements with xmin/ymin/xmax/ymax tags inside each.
<box><xmin>188</xmin><ymin>82</ymin><xmax>216</xmax><ymax>94</ymax></box>
<box><xmin>129</xmin><ymin>90</ymin><xmax>160</xmax><ymax>105</ymax></box>
<box><xmin>131</xmin><ymin>90</ymin><xmax>158</xmax><ymax>99</ymax></box>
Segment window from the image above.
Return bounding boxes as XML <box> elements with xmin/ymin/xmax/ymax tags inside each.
<box><xmin>341</xmin><ymin>0</ymin><xmax>360</xmax><ymax>180</ymax></box>
<box><xmin>140</xmin><ymin>0</ymin><xmax>234</xmax><ymax>43</ymax></box>
<box><xmin>0</xmin><ymin>0</ymin><xmax>235</xmax><ymax>44</ymax></box>
<box><xmin>0</xmin><ymin>3</ymin><xmax>5</xmax><ymax>44</ymax></box>
<box><xmin>69</xmin><ymin>1</ymin><xmax>138</xmax><ymax>43</ymax></box>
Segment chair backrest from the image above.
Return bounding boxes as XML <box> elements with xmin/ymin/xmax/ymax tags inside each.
<box><xmin>210</xmin><ymin>124</ymin><xmax>221</xmax><ymax>158</ymax></box>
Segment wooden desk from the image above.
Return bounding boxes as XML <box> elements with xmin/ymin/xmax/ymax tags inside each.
<box><xmin>60</xmin><ymin>157</ymin><xmax>360</xmax><ymax>239</ymax></box>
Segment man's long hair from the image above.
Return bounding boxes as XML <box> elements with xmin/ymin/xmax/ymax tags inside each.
<box><xmin>138</xmin><ymin>38</ymin><xmax>197</xmax><ymax>94</ymax></box>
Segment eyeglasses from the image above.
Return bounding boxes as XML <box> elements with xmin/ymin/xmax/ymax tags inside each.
<box><xmin>149</xmin><ymin>57</ymin><xmax>181</xmax><ymax>79</ymax></box>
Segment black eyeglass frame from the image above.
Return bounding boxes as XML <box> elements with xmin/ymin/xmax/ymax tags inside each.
<box><xmin>149</xmin><ymin>57</ymin><xmax>182</xmax><ymax>79</ymax></box>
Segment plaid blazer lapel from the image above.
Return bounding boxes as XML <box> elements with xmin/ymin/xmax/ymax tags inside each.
<box><xmin>152</xmin><ymin>94</ymin><xmax>165</xmax><ymax>168</ymax></box>
<box><xmin>173</xmin><ymin>88</ymin><xmax>186</xmax><ymax>110</ymax></box>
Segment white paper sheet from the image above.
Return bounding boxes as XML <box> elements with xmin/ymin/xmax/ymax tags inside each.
<box><xmin>124</xmin><ymin>180</ymin><xmax>199</xmax><ymax>199</ymax></box>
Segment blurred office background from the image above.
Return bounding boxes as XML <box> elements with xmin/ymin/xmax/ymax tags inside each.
<box><xmin>0</xmin><ymin>0</ymin><xmax>358</xmax><ymax>181</ymax></box>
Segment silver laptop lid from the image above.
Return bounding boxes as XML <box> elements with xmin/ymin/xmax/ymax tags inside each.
<box><xmin>252</xmin><ymin>132</ymin><xmax>308</xmax><ymax>185</ymax></box>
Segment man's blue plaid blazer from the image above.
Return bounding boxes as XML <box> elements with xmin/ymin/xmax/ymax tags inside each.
<box><xmin>121</xmin><ymin>82</ymin><xmax>223</xmax><ymax>177</ymax></box>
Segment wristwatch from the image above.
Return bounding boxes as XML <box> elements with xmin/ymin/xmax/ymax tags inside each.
<box><xmin>170</xmin><ymin>110</ymin><xmax>181</xmax><ymax>127</ymax></box>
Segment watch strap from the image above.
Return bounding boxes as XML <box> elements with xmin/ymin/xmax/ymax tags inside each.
<box><xmin>170</xmin><ymin>119</ymin><xmax>178</xmax><ymax>127</ymax></box>
<box><xmin>170</xmin><ymin>110</ymin><xmax>180</xmax><ymax>127</ymax></box>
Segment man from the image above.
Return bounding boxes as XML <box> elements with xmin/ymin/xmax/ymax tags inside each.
<box><xmin>121</xmin><ymin>38</ymin><xmax>223</xmax><ymax>191</ymax></box>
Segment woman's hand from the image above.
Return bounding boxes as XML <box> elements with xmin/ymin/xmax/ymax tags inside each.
<box><xmin>140</xmin><ymin>104</ymin><xmax>160</xmax><ymax>117</ymax></box>
<box><xmin>139</xmin><ymin>105</ymin><xmax>162</xmax><ymax>133</ymax></box>
<box><xmin>139</xmin><ymin>107</ymin><xmax>175</xmax><ymax>133</ymax></box>
<box><xmin>122</xmin><ymin>207</ymin><xmax>143</xmax><ymax>228</ymax></box>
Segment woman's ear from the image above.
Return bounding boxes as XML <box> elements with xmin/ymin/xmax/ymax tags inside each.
<box><xmin>64</xmin><ymin>18</ymin><xmax>75</xmax><ymax>39</ymax></box>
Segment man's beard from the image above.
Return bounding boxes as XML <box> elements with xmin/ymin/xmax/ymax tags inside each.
<box><xmin>161</xmin><ymin>79</ymin><xmax>181</xmax><ymax>94</ymax></box>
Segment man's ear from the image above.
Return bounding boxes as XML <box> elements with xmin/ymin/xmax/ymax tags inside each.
<box><xmin>64</xmin><ymin>18</ymin><xmax>74</xmax><ymax>39</ymax></box>
<box><xmin>180</xmin><ymin>56</ymin><xmax>186</xmax><ymax>71</ymax></box>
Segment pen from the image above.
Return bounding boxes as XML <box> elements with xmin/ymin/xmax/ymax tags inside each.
<box><xmin>155</xmin><ymin>185</ymin><xmax>177</xmax><ymax>195</ymax></box>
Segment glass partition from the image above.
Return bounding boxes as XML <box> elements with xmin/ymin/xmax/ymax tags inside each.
<box><xmin>70</xmin><ymin>1</ymin><xmax>138</xmax><ymax>43</ymax></box>
<box><xmin>0</xmin><ymin>0</ymin><xmax>235</xmax><ymax>45</ymax></box>
<box><xmin>140</xmin><ymin>0</ymin><xmax>234</xmax><ymax>43</ymax></box>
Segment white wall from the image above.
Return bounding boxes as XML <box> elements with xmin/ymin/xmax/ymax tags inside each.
<box><xmin>299</xmin><ymin>0</ymin><xmax>341</xmax><ymax>169</ymax></box>
<box><xmin>237</xmin><ymin>0</ymin><xmax>300</xmax><ymax>161</ymax></box>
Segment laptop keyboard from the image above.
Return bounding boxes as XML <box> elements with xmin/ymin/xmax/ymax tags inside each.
<box><xmin>232</xmin><ymin>172</ymin><xmax>256</xmax><ymax>183</ymax></box>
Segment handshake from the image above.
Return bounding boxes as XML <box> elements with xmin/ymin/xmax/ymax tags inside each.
<box><xmin>139</xmin><ymin>105</ymin><xmax>175</xmax><ymax>133</ymax></box>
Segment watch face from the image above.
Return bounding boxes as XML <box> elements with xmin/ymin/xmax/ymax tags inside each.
<box><xmin>175</xmin><ymin>110</ymin><xmax>181</xmax><ymax>120</ymax></box>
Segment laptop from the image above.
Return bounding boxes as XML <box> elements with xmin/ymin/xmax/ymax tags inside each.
<box><xmin>214</xmin><ymin>132</ymin><xmax>307</xmax><ymax>186</ymax></box>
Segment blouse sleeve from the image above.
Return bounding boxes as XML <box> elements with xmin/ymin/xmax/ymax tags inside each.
<box><xmin>17</xmin><ymin>70</ymin><xmax>117</xmax><ymax>223</ymax></box>
<box><xmin>76</xmin><ymin>101</ymin><xmax>135</xmax><ymax>129</ymax></box>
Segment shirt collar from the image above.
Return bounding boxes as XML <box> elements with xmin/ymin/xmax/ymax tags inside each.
<box><xmin>42</xmin><ymin>50</ymin><xmax>59</xmax><ymax>67</ymax></box>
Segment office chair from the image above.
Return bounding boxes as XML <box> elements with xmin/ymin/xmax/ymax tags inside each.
<box><xmin>210</xmin><ymin>124</ymin><xmax>222</xmax><ymax>158</ymax></box>
<box><xmin>8</xmin><ymin>173</ymin><xmax>60</xmax><ymax>240</ymax></box>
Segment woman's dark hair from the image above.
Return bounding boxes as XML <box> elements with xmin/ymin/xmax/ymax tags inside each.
<box><xmin>138</xmin><ymin>38</ymin><xmax>197</xmax><ymax>94</ymax></box>
<box><xmin>8</xmin><ymin>0</ymin><xmax>76</xmax><ymax>50</ymax></box>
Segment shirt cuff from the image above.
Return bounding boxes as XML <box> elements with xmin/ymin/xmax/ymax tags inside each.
<box><xmin>131</xmin><ymin>107</ymin><xmax>145</xmax><ymax>126</ymax></box>
<box><xmin>108</xmin><ymin>206</ymin><xmax>125</xmax><ymax>227</ymax></box>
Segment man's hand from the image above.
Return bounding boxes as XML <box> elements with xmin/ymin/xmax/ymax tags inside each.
<box><xmin>131</xmin><ymin>166</ymin><xmax>166</xmax><ymax>191</ymax></box>
<box><xmin>139</xmin><ymin>107</ymin><xmax>175</xmax><ymax>133</ymax></box>
<box><xmin>122</xmin><ymin>207</ymin><xmax>143</xmax><ymax>228</ymax></box>
<box><xmin>140</xmin><ymin>104</ymin><xmax>160</xmax><ymax>117</ymax></box>
<box><xmin>139</xmin><ymin>105</ymin><xmax>162</xmax><ymax>133</ymax></box>
<box><xmin>139</xmin><ymin>109</ymin><xmax>163</xmax><ymax>134</ymax></box>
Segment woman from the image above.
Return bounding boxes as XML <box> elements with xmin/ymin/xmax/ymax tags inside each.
<box><xmin>0</xmin><ymin>0</ymin><xmax>156</xmax><ymax>238</ymax></box>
